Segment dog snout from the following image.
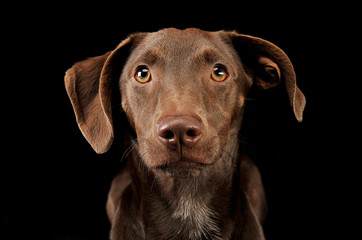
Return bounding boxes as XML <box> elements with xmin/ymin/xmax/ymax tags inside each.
<box><xmin>157</xmin><ymin>115</ymin><xmax>203</xmax><ymax>149</ymax></box>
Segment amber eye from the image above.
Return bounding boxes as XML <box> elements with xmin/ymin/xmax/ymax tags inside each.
<box><xmin>135</xmin><ymin>66</ymin><xmax>151</xmax><ymax>83</ymax></box>
<box><xmin>211</xmin><ymin>64</ymin><xmax>229</xmax><ymax>82</ymax></box>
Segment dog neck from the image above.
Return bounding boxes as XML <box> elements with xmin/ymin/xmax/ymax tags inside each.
<box><xmin>130</xmin><ymin>149</ymin><xmax>238</xmax><ymax>240</ymax></box>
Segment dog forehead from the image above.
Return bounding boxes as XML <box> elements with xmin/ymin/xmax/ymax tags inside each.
<box><xmin>130</xmin><ymin>28</ymin><xmax>229</xmax><ymax>64</ymax></box>
<box><xmin>148</xmin><ymin>28</ymin><xmax>214</xmax><ymax>47</ymax></box>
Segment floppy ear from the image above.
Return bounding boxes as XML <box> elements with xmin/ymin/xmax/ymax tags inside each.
<box><xmin>222</xmin><ymin>31</ymin><xmax>306</xmax><ymax>122</ymax></box>
<box><xmin>64</xmin><ymin>33</ymin><xmax>146</xmax><ymax>153</ymax></box>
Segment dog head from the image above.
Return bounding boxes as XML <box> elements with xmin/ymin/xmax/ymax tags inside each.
<box><xmin>65</xmin><ymin>28</ymin><xmax>305</xmax><ymax>175</ymax></box>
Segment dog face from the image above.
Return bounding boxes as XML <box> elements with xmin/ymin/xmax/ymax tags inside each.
<box><xmin>65</xmin><ymin>28</ymin><xmax>305</xmax><ymax>175</ymax></box>
<box><xmin>120</xmin><ymin>29</ymin><xmax>251</xmax><ymax>173</ymax></box>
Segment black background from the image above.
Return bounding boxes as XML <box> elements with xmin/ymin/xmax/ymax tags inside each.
<box><xmin>2</xmin><ymin>3</ymin><xmax>355</xmax><ymax>240</ymax></box>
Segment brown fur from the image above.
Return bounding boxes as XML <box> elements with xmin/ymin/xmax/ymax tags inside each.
<box><xmin>65</xmin><ymin>28</ymin><xmax>305</xmax><ymax>240</ymax></box>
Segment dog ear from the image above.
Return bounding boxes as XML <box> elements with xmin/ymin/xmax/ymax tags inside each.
<box><xmin>65</xmin><ymin>33</ymin><xmax>147</xmax><ymax>153</ymax></box>
<box><xmin>222</xmin><ymin>31</ymin><xmax>306</xmax><ymax>122</ymax></box>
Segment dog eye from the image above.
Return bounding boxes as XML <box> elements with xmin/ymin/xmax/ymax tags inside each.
<box><xmin>135</xmin><ymin>67</ymin><xmax>151</xmax><ymax>83</ymax></box>
<box><xmin>211</xmin><ymin>64</ymin><xmax>229</xmax><ymax>82</ymax></box>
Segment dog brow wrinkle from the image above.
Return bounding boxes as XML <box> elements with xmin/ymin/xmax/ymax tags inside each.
<box><xmin>193</xmin><ymin>48</ymin><xmax>218</xmax><ymax>65</ymax></box>
<box><xmin>140</xmin><ymin>47</ymin><xmax>167</xmax><ymax>66</ymax></box>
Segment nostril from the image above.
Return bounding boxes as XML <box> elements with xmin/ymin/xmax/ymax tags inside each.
<box><xmin>162</xmin><ymin>129</ymin><xmax>175</xmax><ymax>139</ymax></box>
<box><xmin>186</xmin><ymin>129</ymin><xmax>199</xmax><ymax>137</ymax></box>
<box><xmin>184</xmin><ymin>126</ymin><xmax>202</xmax><ymax>144</ymax></box>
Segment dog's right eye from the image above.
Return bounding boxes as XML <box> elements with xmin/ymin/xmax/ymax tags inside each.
<box><xmin>135</xmin><ymin>67</ymin><xmax>151</xmax><ymax>83</ymax></box>
<box><xmin>211</xmin><ymin>64</ymin><xmax>229</xmax><ymax>82</ymax></box>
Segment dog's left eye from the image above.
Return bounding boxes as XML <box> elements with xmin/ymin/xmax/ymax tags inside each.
<box><xmin>135</xmin><ymin>66</ymin><xmax>151</xmax><ymax>83</ymax></box>
<box><xmin>211</xmin><ymin>64</ymin><xmax>229</xmax><ymax>82</ymax></box>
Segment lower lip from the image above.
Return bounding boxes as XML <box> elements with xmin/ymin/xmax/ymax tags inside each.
<box><xmin>157</xmin><ymin>160</ymin><xmax>207</xmax><ymax>170</ymax></box>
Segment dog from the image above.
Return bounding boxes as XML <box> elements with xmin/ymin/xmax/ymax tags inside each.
<box><xmin>65</xmin><ymin>28</ymin><xmax>305</xmax><ymax>240</ymax></box>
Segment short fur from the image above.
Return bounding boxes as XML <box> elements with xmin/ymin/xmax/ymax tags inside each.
<box><xmin>65</xmin><ymin>28</ymin><xmax>305</xmax><ymax>240</ymax></box>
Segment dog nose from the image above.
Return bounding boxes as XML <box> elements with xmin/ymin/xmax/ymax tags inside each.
<box><xmin>157</xmin><ymin>115</ymin><xmax>202</xmax><ymax>148</ymax></box>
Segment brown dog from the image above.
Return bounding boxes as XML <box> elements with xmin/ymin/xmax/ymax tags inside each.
<box><xmin>65</xmin><ymin>28</ymin><xmax>305</xmax><ymax>240</ymax></box>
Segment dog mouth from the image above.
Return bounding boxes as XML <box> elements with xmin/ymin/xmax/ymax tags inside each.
<box><xmin>139</xmin><ymin>136</ymin><xmax>220</xmax><ymax>172</ymax></box>
<box><xmin>153</xmin><ymin>146</ymin><xmax>216</xmax><ymax>171</ymax></box>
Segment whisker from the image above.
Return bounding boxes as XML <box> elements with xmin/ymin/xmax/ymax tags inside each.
<box><xmin>121</xmin><ymin>141</ymin><xmax>138</xmax><ymax>162</ymax></box>
<box><xmin>218</xmin><ymin>146</ymin><xmax>234</xmax><ymax>171</ymax></box>
<box><xmin>131</xmin><ymin>140</ymin><xmax>154</xmax><ymax>178</ymax></box>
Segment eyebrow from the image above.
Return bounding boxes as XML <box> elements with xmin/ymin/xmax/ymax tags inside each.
<box><xmin>192</xmin><ymin>48</ymin><xmax>219</xmax><ymax>65</ymax></box>
<box><xmin>139</xmin><ymin>48</ymin><xmax>167</xmax><ymax>65</ymax></box>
